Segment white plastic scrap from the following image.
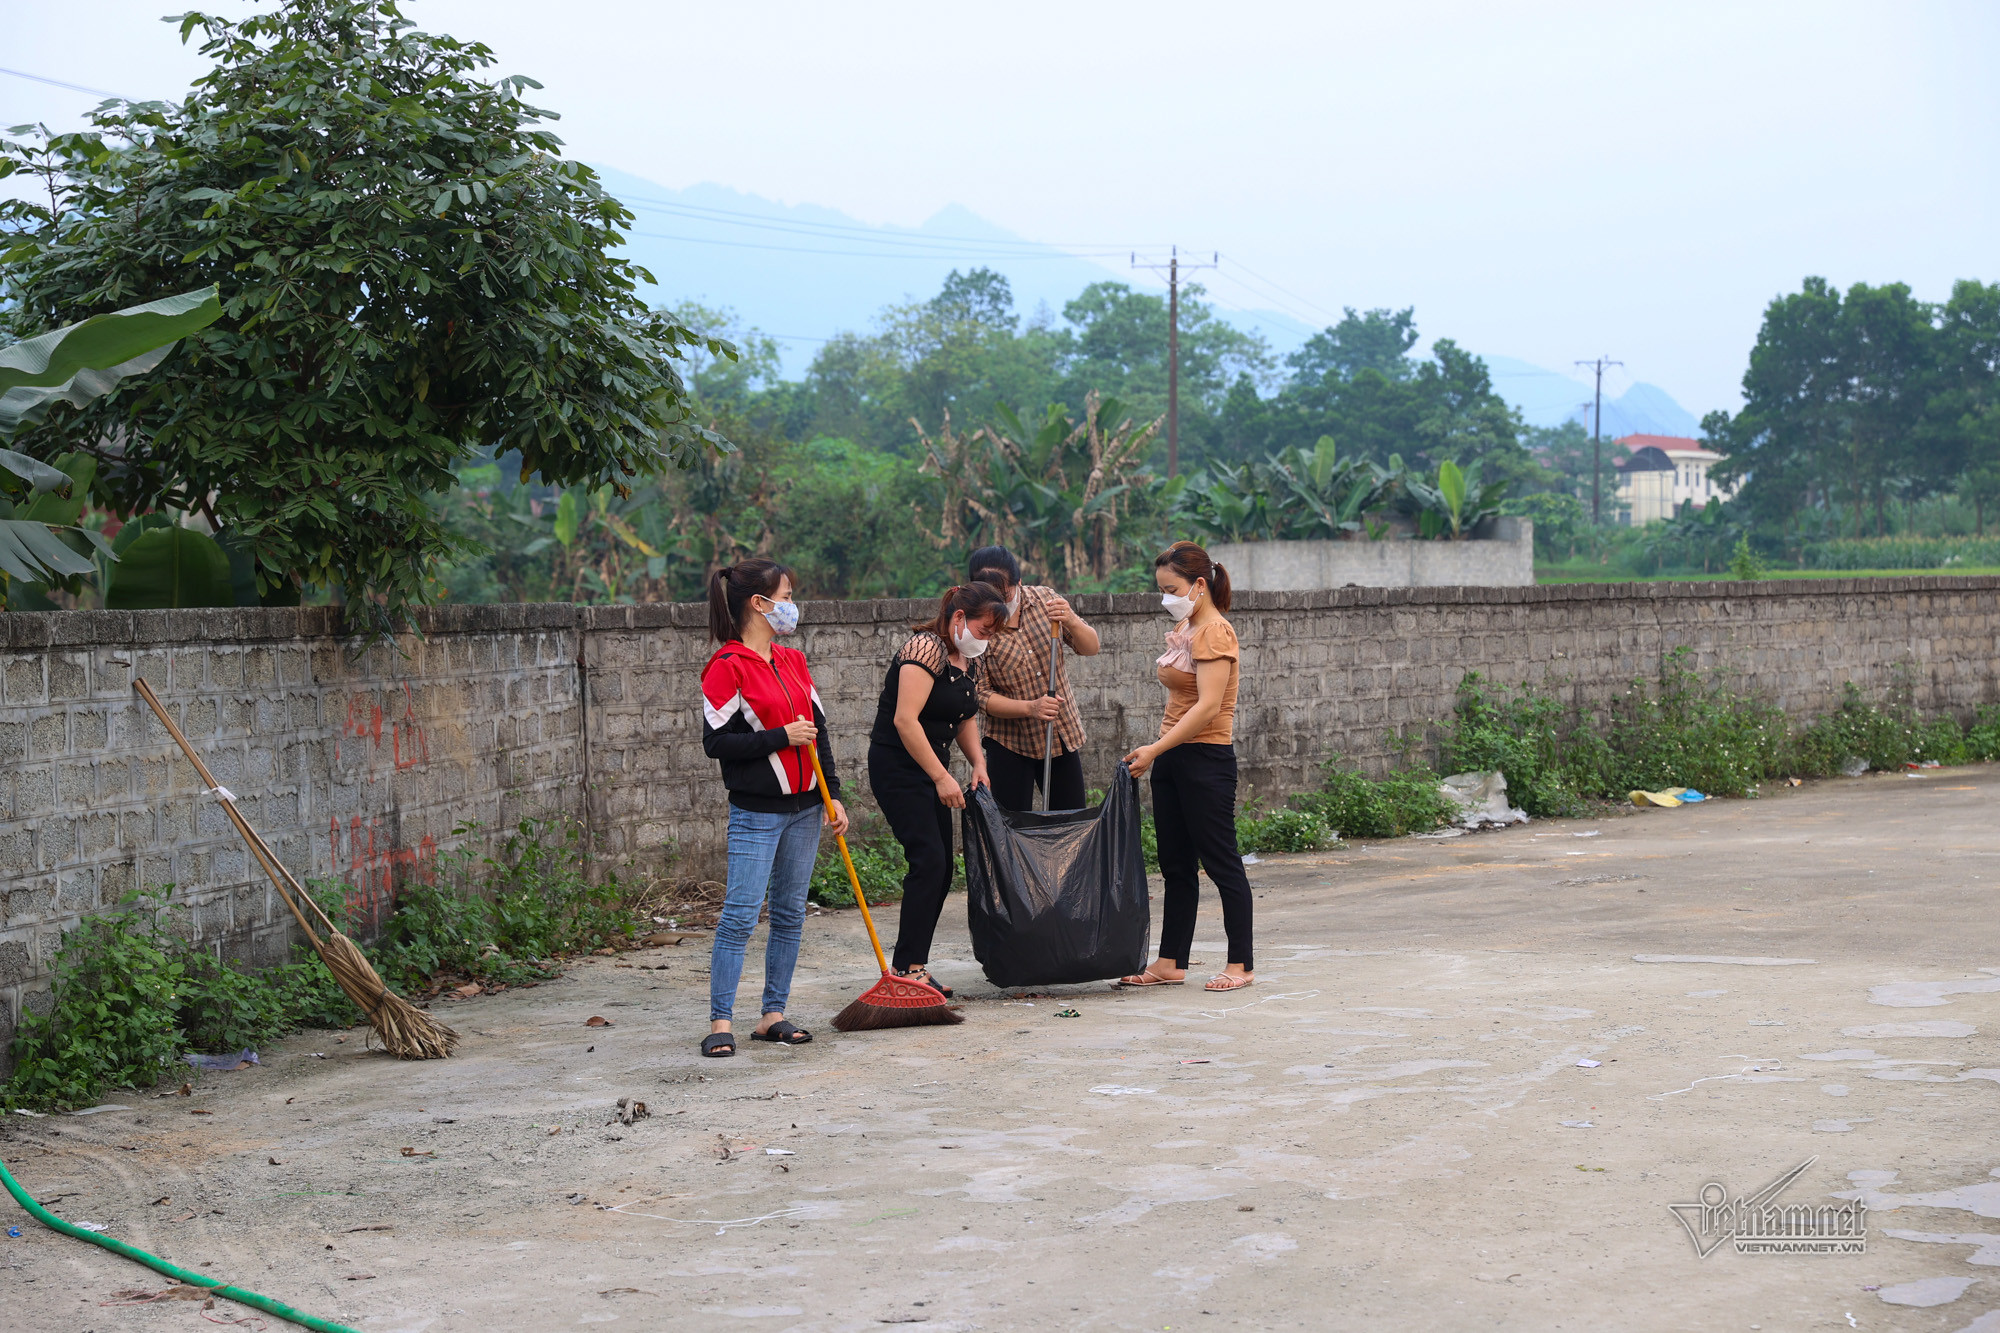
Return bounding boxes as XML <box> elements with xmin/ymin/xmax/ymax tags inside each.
<box><xmin>206</xmin><ymin>785</ymin><xmax>237</xmax><ymax>802</ymax></box>
<box><xmin>1438</xmin><ymin>771</ymin><xmax>1529</xmax><ymax>828</ymax></box>
<box><xmin>764</xmin><ymin>1148</ymin><xmax>795</xmax><ymax>1156</ymax></box>
<box><xmin>1090</xmin><ymin>1086</ymin><xmax>1156</xmax><ymax>1096</ymax></box>
<box><xmin>1560</xmin><ymin>1120</ymin><xmax>1595</xmax><ymax>1128</ymax></box>
<box><xmin>1576</xmin><ymin>1059</ymin><xmax>1602</xmax><ymax>1068</ymax></box>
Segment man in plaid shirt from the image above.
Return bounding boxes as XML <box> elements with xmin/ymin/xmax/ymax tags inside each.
<box><xmin>968</xmin><ymin>545</ymin><xmax>1102</xmax><ymax>810</ymax></box>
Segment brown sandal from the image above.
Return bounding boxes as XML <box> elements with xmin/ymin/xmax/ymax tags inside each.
<box><xmin>1117</xmin><ymin>968</ymin><xmax>1186</xmax><ymax>987</ymax></box>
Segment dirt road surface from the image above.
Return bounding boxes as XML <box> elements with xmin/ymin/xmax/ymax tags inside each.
<box><xmin>5</xmin><ymin>768</ymin><xmax>1998</xmax><ymax>1332</ymax></box>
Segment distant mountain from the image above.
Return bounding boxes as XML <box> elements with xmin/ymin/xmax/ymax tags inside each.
<box><xmin>592</xmin><ymin>166</ymin><xmax>1312</xmax><ymax>376</ymax></box>
<box><xmin>592</xmin><ymin>166</ymin><xmax>1702</xmax><ymax>435</ymax></box>
<box><xmin>1481</xmin><ymin>355</ymin><xmax>1699</xmax><ymax>437</ymax></box>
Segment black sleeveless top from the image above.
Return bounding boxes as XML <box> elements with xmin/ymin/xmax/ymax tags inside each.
<box><xmin>869</xmin><ymin>631</ymin><xmax>980</xmax><ymax>765</ymax></box>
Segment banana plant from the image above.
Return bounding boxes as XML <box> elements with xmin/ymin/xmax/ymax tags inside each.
<box><xmin>0</xmin><ymin>287</ymin><xmax>223</xmax><ymax>605</ymax></box>
<box><xmin>1398</xmin><ymin>458</ymin><xmax>1511</xmax><ymax>540</ymax></box>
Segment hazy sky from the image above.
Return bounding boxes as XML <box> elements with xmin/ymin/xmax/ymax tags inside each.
<box><xmin>6</xmin><ymin>1</ymin><xmax>1997</xmax><ymax>415</ymax></box>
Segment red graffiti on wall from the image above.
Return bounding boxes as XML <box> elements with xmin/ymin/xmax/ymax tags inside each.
<box><xmin>334</xmin><ymin>681</ymin><xmax>430</xmax><ymax>775</ymax></box>
<box><xmin>330</xmin><ymin>814</ymin><xmax>438</xmax><ymax>932</ymax></box>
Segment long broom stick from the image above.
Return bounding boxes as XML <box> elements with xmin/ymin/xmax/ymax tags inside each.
<box><xmin>1040</xmin><ymin>629</ymin><xmax>1061</xmax><ymax>812</ymax></box>
<box><xmin>799</xmin><ymin>726</ymin><xmax>960</xmax><ymax>1031</ymax></box>
<box><xmin>131</xmin><ymin>677</ymin><xmax>457</xmax><ymax>1059</ymax></box>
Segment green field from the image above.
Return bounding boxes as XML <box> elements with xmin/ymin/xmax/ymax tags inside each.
<box><xmin>1534</xmin><ymin>565</ymin><xmax>2000</xmax><ymax>584</ymax></box>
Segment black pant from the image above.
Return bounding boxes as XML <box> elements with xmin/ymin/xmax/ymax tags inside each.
<box><xmin>982</xmin><ymin>738</ymin><xmax>1087</xmax><ymax>812</ymax></box>
<box><xmin>1151</xmin><ymin>742</ymin><xmax>1253</xmax><ymax>972</ymax></box>
<box><xmin>868</xmin><ymin>743</ymin><xmax>955</xmax><ymax>972</ymax></box>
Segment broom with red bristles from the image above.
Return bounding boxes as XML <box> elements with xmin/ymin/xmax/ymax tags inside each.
<box><xmin>801</xmin><ymin>730</ymin><xmax>961</xmax><ymax>1031</ymax></box>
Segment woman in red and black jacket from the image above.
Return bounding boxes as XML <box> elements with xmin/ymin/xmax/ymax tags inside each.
<box><xmin>698</xmin><ymin>559</ymin><xmax>849</xmax><ymax>1057</ymax></box>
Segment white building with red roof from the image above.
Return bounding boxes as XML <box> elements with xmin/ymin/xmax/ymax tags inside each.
<box><xmin>1612</xmin><ymin>433</ymin><xmax>1737</xmax><ymax>525</ymax></box>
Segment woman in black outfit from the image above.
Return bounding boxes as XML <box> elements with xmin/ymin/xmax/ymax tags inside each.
<box><xmin>868</xmin><ymin>582</ymin><xmax>1011</xmax><ymax>996</ymax></box>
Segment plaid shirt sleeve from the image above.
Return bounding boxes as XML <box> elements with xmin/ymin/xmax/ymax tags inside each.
<box><xmin>975</xmin><ymin>586</ymin><xmax>1086</xmax><ymax>760</ymax></box>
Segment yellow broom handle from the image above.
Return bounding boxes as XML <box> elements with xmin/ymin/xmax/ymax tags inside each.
<box><xmin>800</xmin><ymin>721</ymin><xmax>890</xmax><ymax>975</ymax></box>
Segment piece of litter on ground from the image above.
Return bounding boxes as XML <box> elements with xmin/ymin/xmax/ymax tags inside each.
<box><xmin>1574</xmin><ymin>830</ymin><xmax>1600</xmax><ymax>837</ymax></box>
<box><xmin>183</xmin><ymin>1049</ymin><xmax>258</xmax><ymax>1071</ymax></box>
<box><xmin>1560</xmin><ymin>1120</ymin><xmax>1594</xmax><ymax>1129</ymax></box>
<box><xmin>1054</xmin><ymin>1008</ymin><xmax>1081</xmax><ymax>1018</ymax></box>
<box><xmin>73</xmin><ymin>1221</ymin><xmax>109</xmax><ymax>1232</ymax></box>
<box><xmin>585</xmin><ymin>1016</ymin><xmax>612</xmax><ymax>1027</ymax></box>
<box><xmin>1748</xmin><ymin>1020</ymin><xmax>1786</xmax><ymax>1026</ymax></box>
<box><xmin>68</xmin><ymin>1104</ymin><xmax>133</xmax><ymax>1115</ymax></box>
<box><xmin>1179</xmin><ymin>1059</ymin><xmax>1212</xmax><ymax>1065</ymax></box>
<box><xmin>1241</xmin><ymin>853</ymin><xmax>1262</xmax><ymax>864</ymax></box>
<box><xmin>764</xmin><ymin>1148</ymin><xmax>795</xmax><ymax>1156</ymax></box>
<box><xmin>1576</xmin><ymin>1059</ymin><xmax>1602</xmax><ymax>1068</ymax></box>
<box><xmin>1090</xmin><ymin>1085</ymin><xmax>1155</xmax><ymax>1096</ymax></box>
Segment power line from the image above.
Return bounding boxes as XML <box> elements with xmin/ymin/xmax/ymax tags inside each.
<box><xmin>1218</xmin><ymin>256</ymin><xmax>1347</xmax><ymax>326</ymax></box>
<box><xmin>0</xmin><ymin>66</ymin><xmax>130</xmax><ymax>100</ymax></box>
<box><xmin>625</xmin><ymin>227</ymin><xmax>1130</xmax><ymax>262</ymax></box>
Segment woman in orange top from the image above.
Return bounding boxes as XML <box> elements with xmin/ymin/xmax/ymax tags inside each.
<box><xmin>1119</xmin><ymin>540</ymin><xmax>1252</xmax><ymax>992</ymax></box>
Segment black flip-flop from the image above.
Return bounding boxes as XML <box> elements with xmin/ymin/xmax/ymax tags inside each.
<box><xmin>700</xmin><ymin>1031</ymin><xmax>737</xmax><ymax>1058</ymax></box>
<box><xmin>750</xmin><ymin>1020</ymin><xmax>812</xmax><ymax>1046</ymax></box>
<box><xmin>896</xmin><ymin>967</ymin><xmax>953</xmax><ymax>999</ymax></box>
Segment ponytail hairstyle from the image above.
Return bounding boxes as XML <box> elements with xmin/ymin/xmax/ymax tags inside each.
<box><xmin>707</xmin><ymin>558</ymin><xmax>792</xmax><ymax>644</ymax></box>
<box><xmin>1154</xmin><ymin>540</ymin><xmax>1232</xmax><ymax>613</ymax></box>
<box><xmin>967</xmin><ymin>544</ymin><xmax>1022</xmax><ymax>592</ymax></box>
<box><xmin>913</xmin><ymin>581</ymin><xmax>1011</xmax><ymax>641</ymax></box>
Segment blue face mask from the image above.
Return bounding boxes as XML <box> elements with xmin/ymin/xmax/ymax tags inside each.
<box><xmin>762</xmin><ymin>598</ymin><xmax>800</xmax><ymax>635</ymax></box>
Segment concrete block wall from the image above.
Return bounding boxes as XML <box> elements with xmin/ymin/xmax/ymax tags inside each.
<box><xmin>0</xmin><ymin>606</ymin><xmax>585</xmax><ymax>1048</ymax></box>
<box><xmin>5</xmin><ymin>574</ymin><xmax>2000</xmax><ymax>1039</ymax></box>
<box><xmin>581</xmin><ymin>577</ymin><xmax>2000</xmax><ymax>873</ymax></box>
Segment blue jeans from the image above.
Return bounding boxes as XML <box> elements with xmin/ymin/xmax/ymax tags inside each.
<box><xmin>709</xmin><ymin>803</ymin><xmax>822</xmax><ymax>1023</ymax></box>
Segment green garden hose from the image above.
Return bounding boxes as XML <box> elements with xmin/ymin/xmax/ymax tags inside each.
<box><xmin>0</xmin><ymin>1154</ymin><xmax>360</xmax><ymax>1333</ymax></box>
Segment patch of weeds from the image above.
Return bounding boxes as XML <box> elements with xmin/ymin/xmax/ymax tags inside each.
<box><xmin>1791</xmin><ymin>682</ymin><xmax>1968</xmax><ymax>774</ymax></box>
<box><xmin>1968</xmin><ymin>705</ymin><xmax>2000</xmax><ymax>762</ymax></box>
<box><xmin>809</xmin><ymin>832</ymin><xmax>908</xmax><ymax>908</ymax></box>
<box><xmin>1439</xmin><ymin>672</ymin><xmax>1608</xmax><ymax>817</ymax></box>
<box><xmin>3</xmin><ymin>887</ymin><xmax>362</xmax><ymax>1112</ymax></box>
<box><xmin>1236</xmin><ymin>806</ymin><xmax>1337</xmax><ymax>853</ymax></box>
<box><xmin>1295</xmin><ymin>757</ymin><xmax>1457</xmax><ymax>840</ymax></box>
<box><xmin>1604</xmin><ymin>649</ymin><xmax>1790</xmax><ymax>797</ymax></box>
<box><xmin>366</xmin><ymin>813</ymin><xmax>638</xmax><ymax>994</ymax></box>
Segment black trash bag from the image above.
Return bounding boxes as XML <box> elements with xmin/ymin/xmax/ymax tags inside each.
<box><xmin>962</xmin><ymin>763</ymin><xmax>1151</xmax><ymax>989</ymax></box>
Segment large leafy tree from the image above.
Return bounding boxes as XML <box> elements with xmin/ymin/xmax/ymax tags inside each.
<box><xmin>0</xmin><ymin>0</ymin><xmax>725</xmax><ymax>621</ymax></box>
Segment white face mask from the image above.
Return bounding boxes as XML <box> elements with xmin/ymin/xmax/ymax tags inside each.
<box><xmin>953</xmin><ymin>618</ymin><xmax>990</xmax><ymax>659</ymax></box>
<box><xmin>1161</xmin><ymin>586</ymin><xmax>1200</xmax><ymax>621</ymax></box>
<box><xmin>1005</xmin><ymin>593</ymin><xmax>1021</xmax><ymax>620</ymax></box>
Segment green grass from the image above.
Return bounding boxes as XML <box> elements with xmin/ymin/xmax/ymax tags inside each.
<box><xmin>1535</xmin><ymin>565</ymin><xmax>2000</xmax><ymax>584</ymax></box>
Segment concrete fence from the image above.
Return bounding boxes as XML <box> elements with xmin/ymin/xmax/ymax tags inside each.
<box><xmin>1214</xmin><ymin>517</ymin><xmax>1535</xmax><ymax>591</ymax></box>
<box><xmin>5</xmin><ymin>574</ymin><xmax>2000</xmax><ymax>1039</ymax></box>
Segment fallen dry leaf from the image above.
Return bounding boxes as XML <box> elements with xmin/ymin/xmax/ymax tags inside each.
<box><xmin>585</xmin><ymin>1015</ymin><xmax>612</xmax><ymax>1027</ymax></box>
<box><xmin>172</xmin><ymin>1211</ymin><xmax>197</xmax><ymax>1223</ymax></box>
<box><xmin>399</xmin><ymin>1147</ymin><xmax>436</xmax><ymax>1158</ymax></box>
<box><xmin>346</xmin><ymin>1224</ymin><xmax>394</xmax><ymax>1233</ymax></box>
<box><xmin>189</xmin><ymin>1109</ymin><xmax>213</xmax><ymax>1116</ymax></box>
<box><xmin>452</xmin><ymin>983</ymin><xmax>482</xmax><ymax>999</ymax></box>
<box><xmin>343</xmin><ymin>1273</ymin><xmax>377</xmax><ymax>1281</ymax></box>
<box><xmin>151</xmin><ymin>1196</ymin><xmax>171</xmax><ymax>1206</ymax></box>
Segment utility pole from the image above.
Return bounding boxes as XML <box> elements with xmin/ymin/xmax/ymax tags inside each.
<box><xmin>1133</xmin><ymin>246</ymin><xmax>1217</xmax><ymax>477</ymax></box>
<box><xmin>1575</xmin><ymin>355</ymin><xmax>1622</xmax><ymax>524</ymax></box>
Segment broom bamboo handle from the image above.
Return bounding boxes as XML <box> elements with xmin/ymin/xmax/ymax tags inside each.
<box><xmin>800</xmin><ymin>723</ymin><xmax>891</xmax><ymax>976</ymax></box>
<box><xmin>131</xmin><ymin>677</ymin><xmax>326</xmax><ymax>945</ymax></box>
